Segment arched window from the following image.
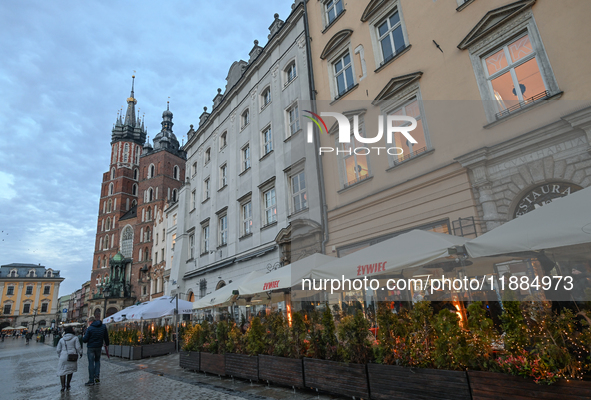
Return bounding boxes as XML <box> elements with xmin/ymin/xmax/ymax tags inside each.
<box><xmin>103</xmin><ymin>258</ymin><xmax>107</xmax><ymax>268</ymax></box>
<box><xmin>109</xmin><ymin>183</ymin><xmax>114</xmax><ymax>196</ymax></box>
<box><xmin>123</xmin><ymin>143</ymin><xmax>129</xmax><ymax>163</ymax></box>
<box><xmin>173</xmin><ymin>165</ymin><xmax>179</xmax><ymax>180</ymax></box>
<box><xmin>104</xmin><ymin>235</ymin><xmax>109</xmax><ymax>250</ymax></box>
<box><xmin>144</xmin><ymin>247</ymin><xmax>149</xmax><ymax>261</ymax></box>
<box><xmin>96</xmin><ymin>275</ymin><xmax>101</xmax><ymax>286</ymax></box>
<box><xmin>187</xmin><ymin>292</ymin><xmax>195</xmax><ymax>302</ymax></box>
<box><xmin>107</xmin><ymin>199</ymin><xmax>112</xmax><ymax>213</ymax></box>
<box><xmin>132</xmin><ymin>183</ymin><xmax>137</xmax><ymax>196</ymax></box>
<box><xmin>147</xmin><ymin>207</ymin><xmax>152</xmax><ymax>221</ymax></box>
<box><xmin>138</xmin><ymin>248</ymin><xmax>143</xmax><ymax>262</ymax></box>
<box><xmin>148</xmin><ymin>188</ymin><xmax>153</xmax><ymax>202</ymax></box>
<box><xmin>112</xmin><ymin>143</ymin><xmax>118</xmax><ymax>164</ymax></box>
<box><xmin>133</xmin><ymin>168</ymin><xmax>138</xmax><ymax>180</ymax></box>
<box><xmin>241</xmin><ymin>109</ymin><xmax>249</xmax><ymax>129</ymax></box>
<box><xmin>121</xmin><ymin>225</ymin><xmax>133</xmax><ymax>258</ymax></box>
<box><xmin>261</xmin><ymin>87</ymin><xmax>271</xmax><ymax>108</ymax></box>
<box><xmin>45</xmin><ymin>270</ymin><xmax>53</xmax><ymax>277</ymax></box>
<box><xmin>28</xmin><ymin>269</ymin><xmax>36</xmax><ymax>277</ymax></box>
<box><xmin>97</xmin><ymin>257</ymin><xmax>101</xmax><ymax>269</ymax></box>
<box><xmin>285</xmin><ymin>61</ymin><xmax>297</xmax><ymax>84</ymax></box>
<box><xmin>216</xmin><ymin>280</ymin><xmax>226</xmax><ymax>290</ymax></box>
<box><xmin>106</xmin><ymin>217</ymin><xmax>111</xmax><ymax>231</ymax></box>
<box><xmin>131</xmin><ymin>199</ymin><xmax>137</xmax><ymax>207</ymax></box>
<box><xmin>149</xmin><ymin>164</ymin><xmax>155</xmax><ymax>178</ymax></box>
<box><xmin>99</xmin><ymin>237</ymin><xmax>103</xmax><ymax>250</ymax></box>
<box><xmin>135</xmin><ymin>146</ymin><xmax>140</xmax><ymax>164</ymax></box>
<box><xmin>172</xmin><ymin>189</ymin><xmax>178</xmax><ymax>202</ymax></box>
<box><xmin>111</xmin><ymin>168</ymin><xmax>116</xmax><ymax>180</ymax></box>
<box><xmin>145</xmin><ymin>227</ymin><xmax>151</xmax><ymax>242</ymax></box>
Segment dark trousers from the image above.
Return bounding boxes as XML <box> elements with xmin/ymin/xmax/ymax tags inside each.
<box><xmin>87</xmin><ymin>347</ymin><xmax>102</xmax><ymax>381</ymax></box>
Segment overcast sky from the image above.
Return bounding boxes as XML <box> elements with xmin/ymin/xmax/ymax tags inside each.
<box><xmin>0</xmin><ymin>0</ymin><xmax>296</xmax><ymax>296</ymax></box>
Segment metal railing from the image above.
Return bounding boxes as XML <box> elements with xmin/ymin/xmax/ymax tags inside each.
<box><xmin>495</xmin><ymin>90</ymin><xmax>550</xmax><ymax>119</ymax></box>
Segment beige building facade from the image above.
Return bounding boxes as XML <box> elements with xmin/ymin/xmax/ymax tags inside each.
<box><xmin>305</xmin><ymin>0</ymin><xmax>591</xmax><ymax>256</ymax></box>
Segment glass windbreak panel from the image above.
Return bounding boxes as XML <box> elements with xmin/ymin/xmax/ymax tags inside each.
<box><xmin>491</xmin><ymin>71</ymin><xmax>518</xmax><ymax>111</ymax></box>
<box><xmin>514</xmin><ymin>57</ymin><xmax>545</xmax><ymax>99</ymax></box>
<box><xmin>509</xmin><ymin>35</ymin><xmax>533</xmax><ymax>63</ymax></box>
<box><xmin>485</xmin><ymin>48</ymin><xmax>508</xmax><ymax>76</ymax></box>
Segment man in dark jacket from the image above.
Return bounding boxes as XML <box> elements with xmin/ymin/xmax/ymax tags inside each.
<box><xmin>82</xmin><ymin>311</ymin><xmax>109</xmax><ymax>386</ymax></box>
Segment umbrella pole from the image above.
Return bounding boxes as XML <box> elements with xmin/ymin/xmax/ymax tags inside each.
<box><xmin>175</xmin><ymin>295</ymin><xmax>179</xmax><ymax>352</ymax></box>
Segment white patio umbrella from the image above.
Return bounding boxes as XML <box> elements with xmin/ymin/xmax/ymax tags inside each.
<box><xmin>104</xmin><ymin>305</ymin><xmax>142</xmax><ymax>323</ymax></box>
<box><xmin>465</xmin><ymin>186</ymin><xmax>591</xmax><ymax>258</ymax></box>
<box><xmin>193</xmin><ymin>270</ymin><xmax>264</xmax><ymax>310</ymax></box>
<box><xmin>299</xmin><ymin>230</ymin><xmax>469</xmax><ymax>285</ymax></box>
<box><xmin>238</xmin><ymin>253</ymin><xmax>334</xmax><ymax>296</ymax></box>
<box><xmin>1</xmin><ymin>326</ymin><xmax>14</xmax><ymax>330</ymax></box>
<box><xmin>130</xmin><ymin>296</ymin><xmax>193</xmax><ymax>320</ymax></box>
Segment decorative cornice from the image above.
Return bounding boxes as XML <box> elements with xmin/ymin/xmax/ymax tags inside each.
<box><xmin>458</xmin><ymin>0</ymin><xmax>536</xmax><ymax>50</ymax></box>
<box><xmin>373</xmin><ymin>72</ymin><xmax>423</xmax><ymax>105</ymax></box>
<box><xmin>361</xmin><ymin>0</ymin><xmax>390</xmax><ymax>22</ymax></box>
<box><xmin>320</xmin><ymin>29</ymin><xmax>353</xmax><ymax>60</ymax></box>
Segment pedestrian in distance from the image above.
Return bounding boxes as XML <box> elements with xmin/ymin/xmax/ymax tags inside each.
<box><xmin>82</xmin><ymin>310</ymin><xmax>109</xmax><ymax>386</ymax></box>
<box><xmin>57</xmin><ymin>326</ymin><xmax>82</xmax><ymax>392</ymax></box>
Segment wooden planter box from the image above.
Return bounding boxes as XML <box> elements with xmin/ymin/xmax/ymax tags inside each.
<box><xmin>141</xmin><ymin>342</ymin><xmax>175</xmax><ymax>358</ymax></box>
<box><xmin>468</xmin><ymin>371</ymin><xmax>591</xmax><ymax>400</ymax></box>
<box><xmin>200</xmin><ymin>352</ymin><xmax>226</xmax><ymax>376</ymax></box>
<box><xmin>179</xmin><ymin>351</ymin><xmax>200</xmax><ymax>371</ymax></box>
<box><xmin>121</xmin><ymin>345</ymin><xmax>131</xmax><ymax>359</ymax></box>
<box><xmin>113</xmin><ymin>345</ymin><xmax>122</xmax><ymax>357</ymax></box>
<box><xmin>259</xmin><ymin>355</ymin><xmax>304</xmax><ymax>388</ymax></box>
<box><xmin>129</xmin><ymin>346</ymin><xmax>142</xmax><ymax>360</ymax></box>
<box><xmin>368</xmin><ymin>364</ymin><xmax>471</xmax><ymax>400</ymax></box>
<box><xmin>304</xmin><ymin>358</ymin><xmax>369</xmax><ymax>399</ymax></box>
<box><xmin>225</xmin><ymin>353</ymin><xmax>258</xmax><ymax>381</ymax></box>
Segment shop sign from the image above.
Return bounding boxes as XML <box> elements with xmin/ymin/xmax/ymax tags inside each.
<box><xmin>514</xmin><ymin>182</ymin><xmax>582</xmax><ymax>217</ymax></box>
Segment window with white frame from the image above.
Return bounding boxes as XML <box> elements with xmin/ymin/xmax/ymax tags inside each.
<box><xmin>122</xmin><ymin>225</ymin><xmax>133</xmax><ymax>258</ymax></box>
<box><xmin>483</xmin><ymin>34</ymin><xmax>549</xmax><ymax>117</ymax></box>
<box><xmin>23</xmin><ymin>303</ymin><xmax>30</xmax><ymax>314</ymax></box>
<box><xmin>262</xmin><ymin>126</ymin><xmax>273</xmax><ymax>155</ymax></box>
<box><xmin>241</xmin><ymin>109</ymin><xmax>250</xmax><ymax>129</ymax></box>
<box><xmin>201</xmin><ymin>225</ymin><xmax>209</xmax><ymax>254</ymax></box>
<box><xmin>109</xmin><ymin>183</ymin><xmax>114</xmax><ymax>196</ymax></box>
<box><xmin>111</xmin><ymin>168</ymin><xmax>115</xmax><ymax>180</ymax></box>
<box><xmin>287</xmin><ymin>104</ymin><xmax>300</xmax><ymax>136</ymax></box>
<box><xmin>263</xmin><ymin>188</ymin><xmax>277</xmax><ymax>226</ymax></box>
<box><xmin>376</xmin><ymin>10</ymin><xmax>406</xmax><ymax>64</ymax></box>
<box><xmin>203</xmin><ymin>178</ymin><xmax>210</xmax><ymax>200</ymax></box>
<box><xmin>123</xmin><ymin>143</ymin><xmax>129</xmax><ymax>163</ymax></box>
<box><xmin>290</xmin><ymin>171</ymin><xmax>307</xmax><ymax>213</ymax></box>
<box><xmin>461</xmin><ymin>13</ymin><xmax>559</xmax><ymax>122</ymax></box>
<box><xmin>334</xmin><ymin>53</ymin><xmax>355</xmax><ymax>97</ymax></box>
<box><xmin>134</xmin><ymin>168</ymin><xmax>138</xmax><ymax>180</ymax></box>
<box><xmin>261</xmin><ymin>87</ymin><xmax>271</xmax><ymax>109</ymax></box>
<box><xmin>219</xmin><ymin>214</ymin><xmax>228</xmax><ymax>246</ymax></box>
<box><xmin>285</xmin><ymin>62</ymin><xmax>297</xmax><ymax>86</ymax></box>
<box><xmin>188</xmin><ymin>233</ymin><xmax>195</xmax><ymax>259</ymax></box>
<box><xmin>191</xmin><ymin>190</ymin><xmax>196</xmax><ymax>210</ymax></box>
<box><xmin>242</xmin><ymin>144</ymin><xmax>251</xmax><ymax>171</ymax></box>
<box><xmin>41</xmin><ymin>302</ymin><xmax>48</xmax><ymax>313</ymax></box>
<box><xmin>149</xmin><ymin>164</ymin><xmax>155</xmax><ymax>178</ymax></box>
<box><xmin>132</xmin><ymin>183</ymin><xmax>137</xmax><ymax>196</ymax></box>
<box><xmin>220</xmin><ymin>132</ymin><xmax>227</xmax><ymax>150</ymax></box>
<box><xmin>386</xmin><ymin>96</ymin><xmax>430</xmax><ymax>165</ymax></box>
<box><xmin>219</xmin><ymin>164</ymin><xmax>227</xmax><ymax>188</ymax></box>
<box><xmin>173</xmin><ymin>165</ymin><xmax>179</xmax><ymax>180</ymax></box>
<box><xmin>325</xmin><ymin>0</ymin><xmax>344</xmax><ymax>26</ymax></box>
<box><xmin>6</xmin><ymin>286</ymin><xmax>14</xmax><ymax>295</ymax></box>
<box><xmin>241</xmin><ymin>201</ymin><xmax>252</xmax><ymax>236</ymax></box>
<box><xmin>337</xmin><ymin>116</ymin><xmax>371</xmax><ymax>188</ymax></box>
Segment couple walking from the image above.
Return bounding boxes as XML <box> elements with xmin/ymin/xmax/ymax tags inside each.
<box><xmin>56</xmin><ymin>310</ymin><xmax>110</xmax><ymax>391</ymax></box>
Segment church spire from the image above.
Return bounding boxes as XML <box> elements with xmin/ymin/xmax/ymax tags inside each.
<box><xmin>123</xmin><ymin>75</ymin><xmax>137</xmax><ymax>127</ymax></box>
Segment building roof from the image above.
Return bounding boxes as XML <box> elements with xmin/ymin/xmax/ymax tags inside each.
<box><xmin>0</xmin><ymin>264</ymin><xmax>61</xmax><ymax>278</ymax></box>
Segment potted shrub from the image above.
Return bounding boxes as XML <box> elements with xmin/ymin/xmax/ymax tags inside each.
<box><xmin>257</xmin><ymin>313</ymin><xmax>305</xmax><ymax>388</ymax></box>
<box><xmin>225</xmin><ymin>321</ymin><xmax>259</xmax><ymax>381</ymax></box>
<box><xmin>179</xmin><ymin>323</ymin><xmax>201</xmax><ymax>371</ymax></box>
<box><xmin>368</xmin><ymin>302</ymin><xmax>471</xmax><ymax>400</ymax></box>
<box><xmin>200</xmin><ymin>320</ymin><xmax>227</xmax><ymax>376</ymax></box>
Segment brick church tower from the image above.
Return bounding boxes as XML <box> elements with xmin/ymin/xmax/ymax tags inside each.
<box><xmin>88</xmin><ymin>78</ymin><xmax>185</xmax><ymax>318</ymax></box>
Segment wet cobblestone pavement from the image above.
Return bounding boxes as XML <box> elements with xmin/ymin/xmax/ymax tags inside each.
<box><xmin>0</xmin><ymin>338</ymin><xmax>339</xmax><ymax>400</ymax></box>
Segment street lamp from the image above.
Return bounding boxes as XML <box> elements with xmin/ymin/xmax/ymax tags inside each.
<box><xmin>102</xmin><ymin>287</ymin><xmax>112</xmax><ymax>320</ymax></box>
<box><xmin>30</xmin><ymin>307</ymin><xmax>39</xmax><ymax>333</ymax></box>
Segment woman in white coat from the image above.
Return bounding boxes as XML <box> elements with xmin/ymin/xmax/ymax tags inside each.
<box><xmin>57</xmin><ymin>326</ymin><xmax>82</xmax><ymax>391</ymax></box>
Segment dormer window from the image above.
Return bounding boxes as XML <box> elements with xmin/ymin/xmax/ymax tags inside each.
<box><xmin>45</xmin><ymin>270</ymin><xmax>53</xmax><ymax>278</ymax></box>
<box><xmin>241</xmin><ymin>109</ymin><xmax>250</xmax><ymax>129</ymax></box>
<box><xmin>28</xmin><ymin>269</ymin><xmax>36</xmax><ymax>278</ymax></box>
<box><xmin>285</xmin><ymin>62</ymin><xmax>297</xmax><ymax>86</ymax></box>
<box><xmin>9</xmin><ymin>270</ymin><xmax>18</xmax><ymax>278</ymax></box>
